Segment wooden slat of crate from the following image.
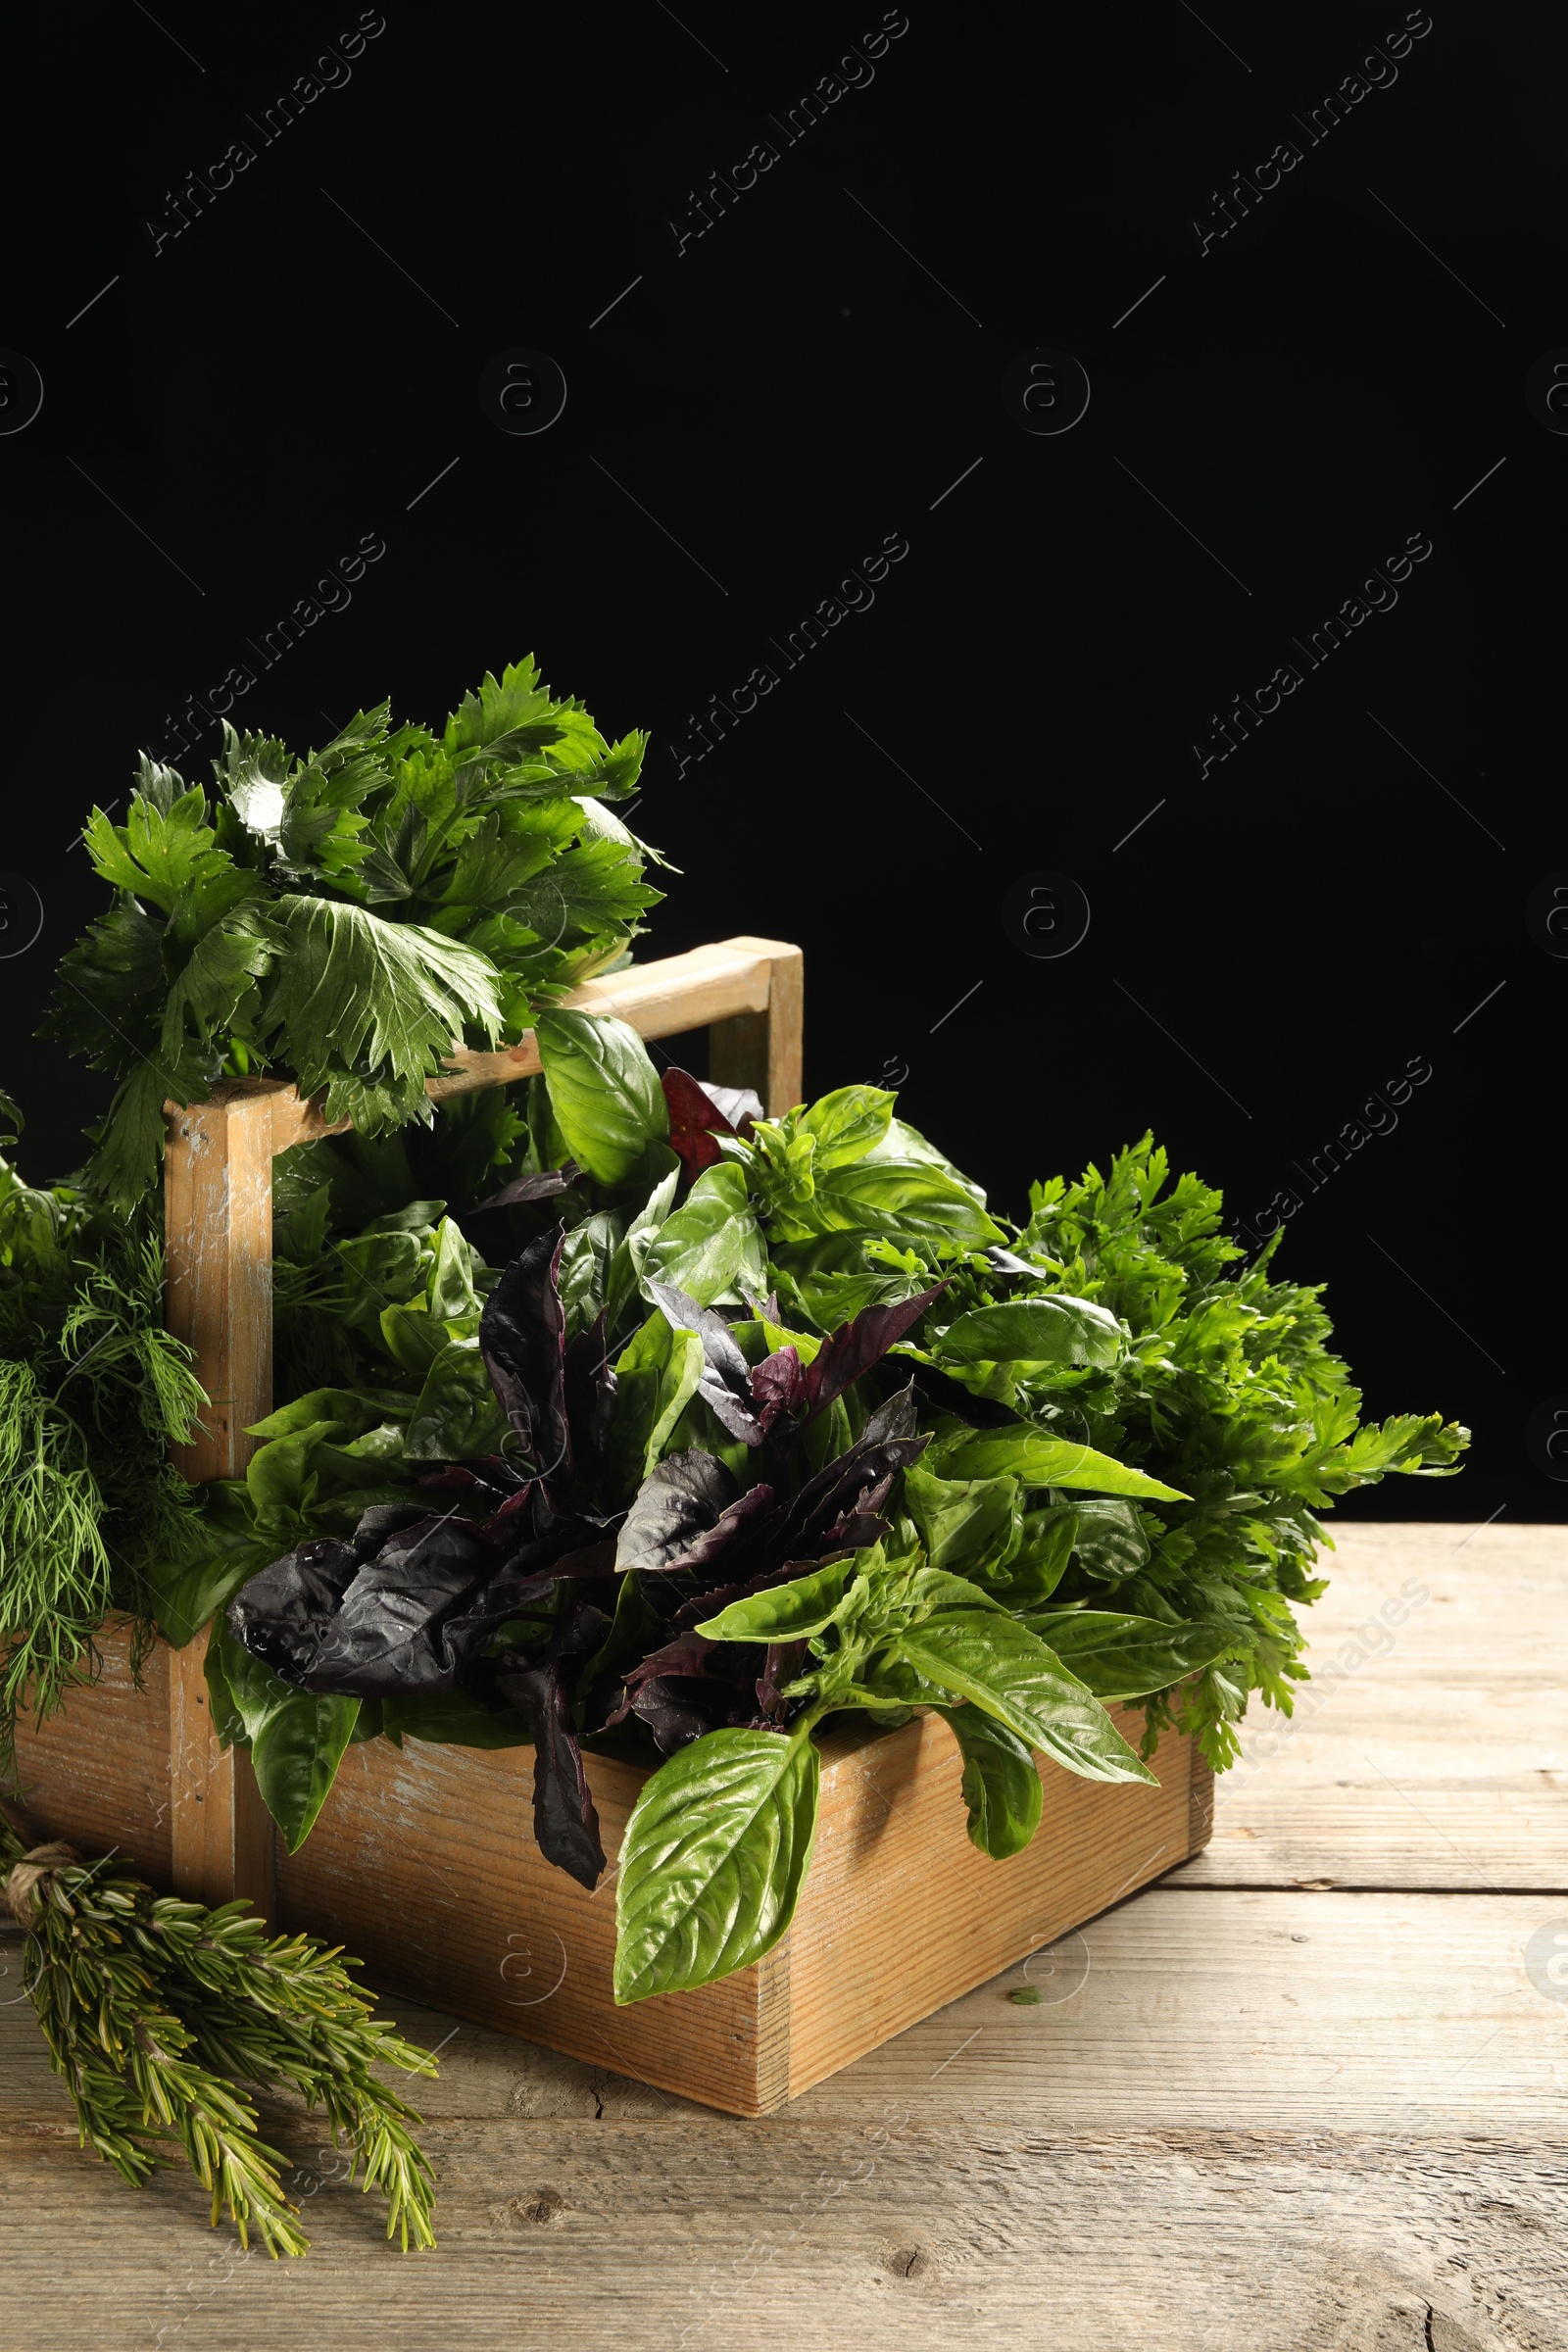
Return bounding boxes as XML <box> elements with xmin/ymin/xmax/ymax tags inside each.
<box><xmin>7</xmin><ymin>1629</ymin><xmax>172</xmax><ymax>1883</ymax></box>
<box><xmin>274</xmin><ymin>1731</ymin><xmax>793</xmax><ymax>2112</ymax></box>
<box><xmin>13</xmin><ymin>1626</ymin><xmax>1206</xmax><ymax>2117</ymax></box>
<box><xmin>782</xmin><ymin>1712</ymin><xmax>1205</xmax><ymax>2103</ymax></box>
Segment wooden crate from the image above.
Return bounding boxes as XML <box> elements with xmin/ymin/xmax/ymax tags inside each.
<box><xmin>8</xmin><ymin>929</ymin><xmax>1215</xmax><ymax>2116</ymax></box>
<box><xmin>13</xmin><ymin>1622</ymin><xmax>1209</xmax><ymax>2115</ymax></box>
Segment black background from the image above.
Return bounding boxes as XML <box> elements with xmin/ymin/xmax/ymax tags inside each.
<box><xmin>1</xmin><ymin>0</ymin><xmax>1561</xmax><ymax>1524</ymax></box>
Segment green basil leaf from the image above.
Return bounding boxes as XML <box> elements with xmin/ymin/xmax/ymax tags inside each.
<box><xmin>364</xmin><ymin>1198</ymin><xmax>447</xmax><ymax>1234</ymax></box>
<box><xmin>245</xmin><ymin>1426</ymin><xmax>335</xmax><ymax>1517</ymax></box>
<box><xmin>937</xmin><ymin>1706</ymin><xmax>1044</xmax><ymax>1859</ymax></box>
<box><xmin>336</xmin><ymin>1229</ymin><xmax>427</xmax><ymax>1320</ymax></box>
<box><xmin>152</xmin><ymin>1494</ymin><xmax>272</xmax><ymax>1647</ymax></box>
<box><xmin>203</xmin><ymin>1622</ymin><xmax>247</xmax><ymax>1748</ymax></box>
<box><xmin>608</xmin><ymin>1312</ymin><xmax>708</xmax><ymax>1493</ymax></box>
<box><xmin>986</xmin><ymin>1506</ymin><xmax>1076</xmax><ymax>1609</ymax></box>
<box><xmin>536</xmin><ymin>1009</ymin><xmax>669</xmax><ymax>1185</ymax></box>
<box><xmin>246</xmin><ymin>1387</ymin><xmax>389</xmax><ymax>1442</ymax></box>
<box><xmin>613</xmin><ymin>1726</ymin><xmax>821</xmax><ymax>2003</ymax></box>
<box><xmin>639</xmin><ymin>1162</ymin><xmax>767</xmax><ymax>1307</ymax></box>
<box><xmin>696</xmin><ymin>1557</ymin><xmax>856</xmax><ymax>1643</ymax></box>
<box><xmin>605</xmin><ymin>1166</ymin><xmax>680</xmax><ymax>1333</ymax></box>
<box><xmin>559</xmin><ymin>1209</ymin><xmax>623</xmax><ymax>1341</ymax></box>
<box><xmin>252</xmin><ymin>1690</ymin><xmax>361</xmax><ymax>1851</ymax></box>
<box><xmin>211</xmin><ymin>1620</ymin><xmax>299</xmax><ymax>1747</ymax></box>
<box><xmin>904</xmin><ymin>1565</ymin><xmax>1009</xmax><ymax>1616</ymax></box>
<box><xmin>1065</xmin><ymin>1497</ymin><xmax>1153</xmax><ymax>1581</ymax></box>
<box><xmin>938</xmin><ymin>1429</ymin><xmax>1188</xmax><ymax>1501</ymax></box>
<box><xmin>276</xmin><ymin>1181</ymin><xmax>332</xmax><ymax>1266</ymax></box>
<box><xmin>380</xmin><ymin>1687</ymin><xmax>532</xmax><ymax>1747</ymax></box>
<box><xmin>349</xmin><ymin>1698</ymin><xmax>384</xmax><ymax>1743</ymax></box>
<box><xmin>426</xmin><ymin>1214</ymin><xmax>481</xmax><ymax>1324</ymax></box>
<box><xmin>308</xmin><ymin>1440</ymin><xmax>416</xmax><ymax>1495</ymax></box>
<box><xmin>378</xmin><ymin>1298</ymin><xmax>448</xmax><ymax>1379</ymax></box>
<box><xmin>404</xmin><ymin>1335</ymin><xmax>511</xmax><ymax>1461</ymax></box>
<box><xmin>797</xmin><ymin>1084</ymin><xmax>894</xmax><ymax>1169</ymax></box>
<box><xmin>895</xmin><ymin>1610</ymin><xmax>1157</xmax><ymax>1786</ymax></box>
<box><xmin>904</xmin><ymin>1464</ymin><xmax>1019</xmax><ymax>1575</ymax></box>
<box><xmin>1027</xmin><ymin>1610</ymin><xmax>1235</xmax><ymax>1698</ymax></box>
<box><xmin>939</xmin><ymin>1294</ymin><xmax>1123</xmax><ymax>1368</ymax></box>
<box><xmin>804</xmin><ymin>1157</ymin><xmax>1004</xmax><ymax>1249</ymax></box>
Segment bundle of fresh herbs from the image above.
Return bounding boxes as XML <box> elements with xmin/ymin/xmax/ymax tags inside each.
<box><xmin>184</xmin><ymin>1022</ymin><xmax>1466</xmax><ymax>2006</ymax></box>
<box><xmin>0</xmin><ymin>1806</ymin><xmax>436</xmax><ymax>2254</ymax></box>
<box><xmin>42</xmin><ymin>659</ymin><xmax>662</xmax><ymax>1212</ymax></box>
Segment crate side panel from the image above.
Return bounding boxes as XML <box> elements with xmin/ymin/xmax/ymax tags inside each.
<box><xmin>785</xmin><ymin>1708</ymin><xmax>1196</xmax><ymax>2099</ymax></box>
<box><xmin>10</xmin><ymin>1624</ymin><xmax>172</xmax><ymax>1881</ymax></box>
<box><xmin>274</xmin><ymin>1731</ymin><xmax>782</xmax><ymax>2116</ymax></box>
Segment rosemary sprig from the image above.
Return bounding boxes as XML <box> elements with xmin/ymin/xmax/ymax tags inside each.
<box><xmin>1</xmin><ymin>1816</ymin><xmax>438</xmax><ymax>2254</ymax></box>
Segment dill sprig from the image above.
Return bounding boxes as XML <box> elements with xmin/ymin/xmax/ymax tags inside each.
<box><xmin>0</xmin><ymin>1101</ymin><xmax>214</xmax><ymax>1782</ymax></box>
<box><xmin>1</xmin><ymin>1813</ymin><xmax>438</xmax><ymax>2254</ymax></box>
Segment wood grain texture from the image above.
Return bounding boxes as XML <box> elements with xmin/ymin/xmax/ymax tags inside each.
<box><xmin>162</xmin><ymin>1090</ymin><xmax>277</xmax><ymax>1918</ymax></box>
<box><xmin>1</xmin><ymin>2085</ymin><xmax>1563</xmax><ymax>2351</ymax></box>
<box><xmin>272</xmin><ymin>1730</ymin><xmax>792</xmax><ymax>2118</ymax></box>
<box><xmin>783</xmin><ymin>1708</ymin><xmax>1195</xmax><ymax>2099</ymax></box>
<box><xmin>1168</xmin><ymin>1522</ymin><xmax>1568</xmax><ymax>1892</ymax></box>
<box><xmin>7</xmin><ymin>1624</ymin><xmax>171</xmax><ymax>1882</ymax></box>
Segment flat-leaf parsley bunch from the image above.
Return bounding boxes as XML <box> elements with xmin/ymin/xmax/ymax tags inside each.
<box><xmin>44</xmin><ymin>658</ymin><xmax>664</xmax><ymax>1210</ymax></box>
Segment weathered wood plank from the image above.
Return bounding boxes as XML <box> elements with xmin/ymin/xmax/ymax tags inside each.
<box><xmin>0</xmin><ymin>2103</ymin><xmax>1562</xmax><ymax>2352</ymax></box>
<box><xmin>791</xmin><ymin>1887</ymin><xmax>1568</xmax><ymax>2134</ymax></box>
<box><xmin>1170</xmin><ymin>1523</ymin><xmax>1568</xmax><ymax>1892</ymax></box>
<box><xmin>8</xmin><ymin>1886</ymin><xmax>1561</xmax><ymax>2140</ymax></box>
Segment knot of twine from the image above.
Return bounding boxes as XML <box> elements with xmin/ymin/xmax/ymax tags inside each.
<box><xmin>4</xmin><ymin>1841</ymin><xmax>81</xmax><ymax>1931</ymax></box>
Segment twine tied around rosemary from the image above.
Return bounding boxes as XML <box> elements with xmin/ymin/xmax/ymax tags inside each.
<box><xmin>3</xmin><ymin>1839</ymin><xmax>80</xmax><ymax>1930</ymax></box>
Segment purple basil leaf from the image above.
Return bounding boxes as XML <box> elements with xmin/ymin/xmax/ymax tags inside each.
<box><xmin>474</xmin><ymin>1162</ymin><xmax>583</xmax><ymax>1212</ymax></box>
<box><xmin>615</xmin><ymin>1450</ymin><xmax>734</xmax><ymax>1572</ymax></box>
<box><xmin>860</xmin><ymin>1381</ymin><xmax>920</xmax><ymax>1446</ymax></box>
<box><xmin>645</xmin><ymin>1278</ymin><xmax>763</xmax><ymax>1444</ymax></box>
<box><xmin>774</xmin><ymin>1396</ymin><xmax>929</xmax><ymax>1559</ymax></box>
<box><xmin>661</xmin><ymin>1067</ymin><xmax>735</xmax><ymax>1179</ymax></box>
<box><xmin>418</xmin><ymin>1459</ymin><xmax>528</xmax><ymax>1512</ymax></box>
<box><xmin>225</xmin><ymin>1534</ymin><xmax>368</xmax><ymax>1685</ymax></box>
<box><xmin>752</xmin><ymin>1345</ymin><xmax>806</xmax><ymax>1437</ymax></box>
<box><xmin>616</xmin><ymin>1450</ymin><xmax>781</xmax><ymax>1580</ymax></box>
<box><xmin>631</xmin><ymin>1673</ymin><xmax>750</xmax><ymax>1754</ymax></box>
<box><xmin>228</xmin><ymin>1496</ymin><xmax>617</xmax><ymax>1702</ymax></box>
<box><xmin>500</xmin><ymin>1594</ymin><xmax>612</xmax><ymax>1886</ymax></box>
<box><xmin>756</xmin><ymin>1638</ymin><xmax>808</xmax><ymax>1723</ymax></box>
<box><xmin>802</xmin><ymin>1284</ymin><xmax>947</xmax><ymax>1422</ymax></box>
<box><xmin>248</xmin><ymin>1509</ymin><xmax>496</xmax><ymax>1695</ymax></box>
<box><xmin>480</xmin><ymin>1225</ymin><xmax>570</xmax><ymax>1479</ymax></box>
<box><xmin>497</xmin><ymin>1645</ymin><xmax>606</xmax><ymax>1889</ymax></box>
<box><xmin>563</xmin><ymin>1310</ymin><xmax>615</xmax><ymax>1472</ymax></box>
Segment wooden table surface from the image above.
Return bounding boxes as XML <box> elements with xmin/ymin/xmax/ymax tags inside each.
<box><xmin>4</xmin><ymin>1523</ymin><xmax>1566</xmax><ymax>2351</ymax></box>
